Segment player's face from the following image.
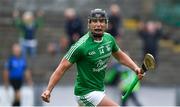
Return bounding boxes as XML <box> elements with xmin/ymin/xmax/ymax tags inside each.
<box><xmin>89</xmin><ymin>18</ymin><xmax>107</xmax><ymax>36</ymax></box>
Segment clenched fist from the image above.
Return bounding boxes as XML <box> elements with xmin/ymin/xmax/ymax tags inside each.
<box><xmin>41</xmin><ymin>90</ymin><xmax>51</xmax><ymax>103</ymax></box>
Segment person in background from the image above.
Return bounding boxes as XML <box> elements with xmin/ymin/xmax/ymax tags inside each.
<box><xmin>47</xmin><ymin>36</ymin><xmax>69</xmax><ymax>56</ymax></box>
<box><xmin>138</xmin><ymin>21</ymin><xmax>163</xmax><ymax>63</ymax></box>
<box><xmin>119</xmin><ymin>65</ymin><xmax>142</xmax><ymax>106</ymax></box>
<box><xmin>12</xmin><ymin>10</ymin><xmax>43</xmax><ymax>57</ymax></box>
<box><xmin>64</xmin><ymin>8</ymin><xmax>84</xmax><ymax>47</ymax></box>
<box><xmin>105</xmin><ymin>4</ymin><xmax>124</xmax><ymax>91</ymax></box>
<box><xmin>105</xmin><ymin>51</ymin><xmax>142</xmax><ymax>106</ymax></box>
<box><xmin>3</xmin><ymin>43</ymin><xmax>33</xmax><ymax>106</ymax></box>
<box><xmin>107</xmin><ymin>4</ymin><xmax>123</xmax><ymax>46</ymax></box>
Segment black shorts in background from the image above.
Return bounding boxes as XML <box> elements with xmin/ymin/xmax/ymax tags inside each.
<box><xmin>10</xmin><ymin>79</ymin><xmax>23</xmax><ymax>91</ymax></box>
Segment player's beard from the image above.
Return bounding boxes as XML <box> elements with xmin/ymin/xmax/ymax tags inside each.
<box><xmin>91</xmin><ymin>29</ymin><xmax>105</xmax><ymax>39</ymax></box>
<box><xmin>88</xmin><ymin>23</ymin><xmax>107</xmax><ymax>40</ymax></box>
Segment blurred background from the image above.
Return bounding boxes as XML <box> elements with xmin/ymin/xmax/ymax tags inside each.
<box><xmin>0</xmin><ymin>0</ymin><xmax>180</xmax><ymax>106</ymax></box>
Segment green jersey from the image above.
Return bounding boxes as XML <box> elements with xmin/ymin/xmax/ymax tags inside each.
<box><xmin>64</xmin><ymin>32</ymin><xmax>120</xmax><ymax>96</ymax></box>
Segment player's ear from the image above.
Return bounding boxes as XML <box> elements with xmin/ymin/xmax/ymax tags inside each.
<box><xmin>106</xmin><ymin>20</ymin><xmax>108</xmax><ymax>29</ymax></box>
<box><xmin>88</xmin><ymin>19</ymin><xmax>90</xmax><ymax>29</ymax></box>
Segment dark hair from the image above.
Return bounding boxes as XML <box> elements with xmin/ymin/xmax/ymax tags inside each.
<box><xmin>88</xmin><ymin>8</ymin><xmax>108</xmax><ymax>23</ymax></box>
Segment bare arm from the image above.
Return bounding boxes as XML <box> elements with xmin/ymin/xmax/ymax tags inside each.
<box><xmin>41</xmin><ymin>58</ymin><xmax>72</xmax><ymax>102</ymax></box>
<box><xmin>112</xmin><ymin>50</ymin><xmax>144</xmax><ymax>81</ymax></box>
<box><xmin>113</xmin><ymin>50</ymin><xmax>144</xmax><ymax>79</ymax></box>
<box><xmin>3</xmin><ymin>69</ymin><xmax>9</xmax><ymax>88</ymax></box>
<box><xmin>112</xmin><ymin>50</ymin><xmax>140</xmax><ymax>72</ymax></box>
<box><xmin>46</xmin><ymin>58</ymin><xmax>72</xmax><ymax>92</ymax></box>
<box><xmin>25</xmin><ymin>69</ymin><xmax>33</xmax><ymax>86</ymax></box>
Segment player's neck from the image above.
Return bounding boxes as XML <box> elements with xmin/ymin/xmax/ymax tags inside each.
<box><xmin>93</xmin><ymin>36</ymin><xmax>102</xmax><ymax>41</ymax></box>
<box><xmin>90</xmin><ymin>32</ymin><xmax>103</xmax><ymax>41</ymax></box>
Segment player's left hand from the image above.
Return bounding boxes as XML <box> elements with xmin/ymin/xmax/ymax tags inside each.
<box><xmin>135</xmin><ymin>68</ymin><xmax>144</xmax><ymax>80</ymax></box>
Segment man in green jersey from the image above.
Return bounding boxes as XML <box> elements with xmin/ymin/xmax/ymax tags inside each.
<box><xmin>41</xmin><ymin>8</ymin><xmax>144</xmax><ymax>106</ymax></box>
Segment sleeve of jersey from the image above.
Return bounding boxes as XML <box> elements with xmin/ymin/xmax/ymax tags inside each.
<box><xmin>64</xmin><ymin>45</ymin><xmax>81</xmax><ymax>64</ymax></box>
<box><xmin>111</xmin><ymin>36</ymin><xmax>121</xmax><ymax>52</ymax></box>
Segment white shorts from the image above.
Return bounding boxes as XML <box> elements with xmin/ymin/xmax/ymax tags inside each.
<box><xmin>75</xmin><ymin>91</ymin><xmax>105</xmax><ymax>106</ymax></box>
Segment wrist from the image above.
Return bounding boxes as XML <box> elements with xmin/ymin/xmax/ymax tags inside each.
<box><xmin>45</xmin><ymin>89</ymin><xmax>51</xmax><ymax>94</ymax></box>
<box><xmin>46</xmin><ymin>87</ymin><xmax>53</xmax><ymax>93</ymax></box>
<box><xmin>134</xmin><ymin>67</ymin><xmax>140</xmax><ymax>74</ymax></box>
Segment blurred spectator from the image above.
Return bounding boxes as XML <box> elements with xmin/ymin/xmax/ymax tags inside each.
<box><xmin>138</xmin><ymin>21</ymin><xmax>163</xmax><ymax>63</ymax></box>
<box><xmin>105</xmin><ymin>58</ymin><xmax>121</xmax><ymax>86</ymax></box>
<box><xmin>64</xmin><ymin>8</ymin><xmax>84</xmax><ymax>47</ymax></box>
<box><xmin>59</xmin><ymin>36</ymin><xmax>69</xmax><ymax>53</ymax></box>
<box><xmin>47</xmin><ymin>42</ymin><xmax>58</xmax><ymax>56</ymax></box>
<box><xmin>105</xmin><ymin>4</ymin><xmax>122</xmax><ymax>85</ymax></box>
<box><xmin>12</xmin><ymin>10</ymin><xmax>44</xmax><ymax>58</ymax></box>
<box><xmin>119</xmin><ymin>66</ymin><xmax>142</xmax><ymax>106</ymax></box>
<box><xmin>105</xmin><ymin>51</ymin><xmax>142</xmax><ymax>106</ymax></box>
<box><xmin>105</xmin><ymin>9</ymin><xmax>127</xmax><ymax>85</ymax></box>
<box><xmin>3</xmin><ymin>43</ymin><xmax>33</xmax><ymax>106</ymax></box>
<box><xmin>47</xmin><ymin>36</ymin><xmax>69</xmax><ymax>56</ymax></box>
<box><xmin>107</xmin><ymin>4</ymin><xmax>123</xmax><ymax>45</ymax></box>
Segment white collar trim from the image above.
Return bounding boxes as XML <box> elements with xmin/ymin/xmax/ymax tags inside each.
<box><xmin>94</xmin><ymin>38</ymin><xmax>103</xmax><ymax>43</ymax></box>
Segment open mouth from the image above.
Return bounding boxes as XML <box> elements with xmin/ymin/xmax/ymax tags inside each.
<box><xmin>94</xmin><ymin>29</ymin><xmax>102</xmax><ymax>32</ymax></box>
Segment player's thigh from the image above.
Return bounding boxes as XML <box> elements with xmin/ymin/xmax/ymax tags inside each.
<box><xmin>98</xmin><ymin>95</ymin><xmax>119</xmax><ymax>106</ymax></box>
<box><xmin>75</xmin><ymin>91</ymin><xmax>105</xmax><ymax>106</ymax></box>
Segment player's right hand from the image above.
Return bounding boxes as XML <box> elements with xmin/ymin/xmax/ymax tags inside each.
<box><xmin>41</xmin><ymin>90</ymin><xmax>51</xmax><ymax>103</ymax></box>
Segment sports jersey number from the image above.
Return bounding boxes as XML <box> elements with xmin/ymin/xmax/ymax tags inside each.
<box><xmin>99</xmin><ymin>48</ymin><xmax>104</xmax><ymax>54</ymax></box>
<box><xmin>98</xmin><ymin>46</ymin><xmax>104</xmax><ymax>55</ymax></box>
